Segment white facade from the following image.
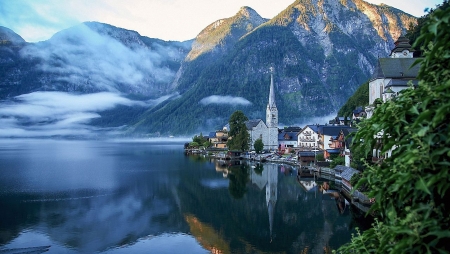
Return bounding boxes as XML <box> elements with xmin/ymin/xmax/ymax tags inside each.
<box><xmin>319</xmin><ymin>134</ymin><xmax>334</xmax><ymax>150</ymax></box>
<box><xmin>265</xmin><ymin>72</ymin><xmax>279</xmax><ymax>151</ymax></box>
<box><xmin>278</xmin><ymin>139</ymin><xmax>298</xmax><ymax>148</ymax></box>
<box><xmin>247</xmin><ymin>71</ymin><xmax>279</xmax><ymax>151</ymax></box>
<box><xmin>297</xmin><ymin>126</ymin><xmax>319</xmax><ymax>149</ymax></box>
<box><xmin>249</xmin><ymin>120</ymin><xmax>270</xmax><ymax>150</ymax></box>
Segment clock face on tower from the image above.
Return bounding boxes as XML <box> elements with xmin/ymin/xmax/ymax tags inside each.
<box><xmin>402</xmin><ymin>50</ymin><xmax>408</xmax><ymax>56</ymax></box>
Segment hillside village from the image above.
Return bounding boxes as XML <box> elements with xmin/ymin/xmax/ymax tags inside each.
<box><xmin>192</xmin><ymin>35</ymin><xmax>420</xmax><ymax>170</ymax></box>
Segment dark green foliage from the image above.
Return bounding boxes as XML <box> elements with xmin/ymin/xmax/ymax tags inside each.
<box><xmin>405</xmin><ymin>0</ymin><xmax>449</xmax><ymax>57</ymax></box>
<box><xmin>253</xmin><ymin>138</ymin><xmax>264</xmax><ymax>154</ymax></box>
<box><xmin>189</xmin><ymin>142</ymin><xmax>199</xmax><ymax>148</ymax></box>
<box><xmin>253</xmin><ymin>164</ymin><xmax>264</xmax><ymax>175</ymax></box>
<box><xmin>337</xmin><ymin>81</ymin><xmax>369</xmax><ymax>117</ymax></box>
<box><xmin>338</xmin><ymin>6</ymin><xmax>450</xmax><ymax>253</ymax></box>
<box><xmin>330</xmin><ymin>156</ymin><xmax>345</xmax><ymax>168</ymax></box>
<box><xmin>315</xmin><ymin>153</ymin><xmax>325</xmax><ymax>162</ymax></box>
<box><xmin>193</xmin><ymin>133</ymin><xmax>207</xmax><ymax>144</ymax></box>
<box><xmin>227</xmin><ymin>110</ymin><xmax>250</xmax><ymax>151</ymax></box>
<box><xmin>228</xmin><ymin>163</ymin><xmax>250</xmax><ymax>199</ymax></box>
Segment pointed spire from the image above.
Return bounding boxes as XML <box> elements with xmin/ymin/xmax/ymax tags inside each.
<box><xmin>268</xmin><ymin>67</ymin><xmax>276</xmax><ymax>109</ymax></box>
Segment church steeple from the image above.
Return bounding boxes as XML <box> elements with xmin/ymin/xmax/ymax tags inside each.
<box><xmin>266</xmin><ymin>68</ymin><xmax>278</xmax><ymax>128</ymax></box>
<box><xmin>389</xmin><ymin>36</ymin><xmax>414</xmax><ymax>58</ymax></box>
<box><xmin>268</xmin><ymin>68</ymin><xmax>276</xmax><ymax>109</ymax></box>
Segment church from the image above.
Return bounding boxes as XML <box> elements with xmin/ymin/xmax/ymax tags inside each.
<box><xmin>366</xmin><ymin>36</ymin><xmax>421</xmax><ymax>118</ymax></box>
<box><xmin>246</xmin><ymin>70</ymin><xmax>279</xmax><ymax>151</ymax></box>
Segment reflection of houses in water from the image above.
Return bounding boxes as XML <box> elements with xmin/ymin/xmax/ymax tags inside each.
<box><xmin>215</xmin><ymin>160</ymin><xmax>228</xmax><ymax>178</ymax></box>
<box><xmin>215</xmin><ymin>160</ymin><xmax>244</xmax><ymax>178</ymax></box>
<box><xmin>250</xmin><ymin>163</ymin><xmax>278</xmax><ymax>241</ymax></box>
<box><xmin>250</xmin><ymin>165</ymin><xmax>268</xmax><ymax>190</ymax></box>
<box><xmin>297</xmin><ymin>181</ymin><xmax>317</xmax><ymax>192</ymax></box>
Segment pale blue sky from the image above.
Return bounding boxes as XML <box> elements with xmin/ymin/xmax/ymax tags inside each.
<box><xmin>0</xmin><ymin>0</ymin><xmax>444</xmax><ymax>42</ymax></box>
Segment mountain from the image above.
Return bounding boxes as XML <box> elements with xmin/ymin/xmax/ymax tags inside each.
<box><xmin>130</xmin><ymin>0</ymin><xmax>416</xmax><ymax>135</ymax></box>
<box><xmin>0</xmin><ymin>22</ymin><xmax>192</xmax><ymax>98</ymax></box>
<box><xmin>0</xmin><ymin>23</ymin><xmax>192</xmax><ymax>137</ymax></box>
<box><xmin>0</xmin><ymin>26</ymin><xmax>26</xmax><ymax>45</ymax></box>
<box><xmin>0</xmin><ymin>0</ymin><xmax>417</xmax><ymax>137</ymax></box>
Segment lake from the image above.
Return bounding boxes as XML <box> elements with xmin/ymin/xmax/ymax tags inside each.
<box><xmin>0</xmin><ymin>139</ymin><xmax>369</xmax><ymax>253</ymax></box>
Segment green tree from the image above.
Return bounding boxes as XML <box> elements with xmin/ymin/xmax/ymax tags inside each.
<box><xmin>227</xmin><ymin>110</ymin><xmax>250</xmax><ymax>151</ymax></box>
<box><xmin>193</xmin><ymin>133</ymin><xmax>207</xmax><ymax>144</ymax></box>
<box><xmin>315</xmin><ymin>153</ymin><xmax>325</xmax><ymax>162</ymax></box>
<box><xmin>203</xmin><ymin>140</ymin><xmax>212</xmax><ymax>148</ymax></box>
<box><xmin>330</xmin><ymin>156</ymin><xmax>345</xmax><ymax>168</ymax></box>
<box><xmin>405</xmin><ymin>0</ymin><xmax>449</xmax><ymax>57</ymax></box>
<box><xmin>338</xmin><ymin>6</ymin><xmax>450</xmax><ymax>253</ymax></box>
<box><xmin>189</xmin><ymin>142</ymin><xmax>199</xmax><ymax>148</ymax></box>
<box><xmin>254</xmin><ymin>138</ymin><xmax>264</xmax><ymax>154</ymax></box>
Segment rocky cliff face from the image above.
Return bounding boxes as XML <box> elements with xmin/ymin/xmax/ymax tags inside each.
<box><xmin>131</xmin><ymin>0</ymin><xmax>416</xmax><ymax>135</ymax></box>
<box><xmin>186</xmin><ymin>6</ymin><xmax>267</xmax><ymax>61</ymax></box>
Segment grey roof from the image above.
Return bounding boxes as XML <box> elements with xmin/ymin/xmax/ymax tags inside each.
<box><xmin>284</xmin><ymin>126</ymin><xmax>302</xmax><ymax>132</ymax></box>
<box><xmin>326</xmin><ymin>149</ymin><xmax>341</xmax><ymax>154</ymax></box>
<box><xmin>278</xmin><ymin>131</ymin><xmax>298</xmax><ymax>141</ymax></box>
<box><xmin>372</xmin><ymin>58</ymin><xmax>421</xmax><ymax>80</ymax></box>
<box><xmin>318</xmin><ymin>126</ymin><xmax>352</xmax><ymax>136</ymax></box>
<box><xmin>336</xmin><ymin>165</ymin><xmax>360</xmax><ymax>181</ymax></box>
<box><xmin>385</xmin><ymin>78</ymin><xmax>419</xmax><ymax>88</ymax></box>
<box><xmin>298</xmin><ymin>151</ymin><xmax>316</xmax><ymax>157</ymax></box>
<box><xmin>246</xmin><ymin>119</ymin><xmax>264</xmax><ymax>130</ymax></box>
<box><xmin>353</xmin><ymin>106</ymin><xmax>364</xmax><ymax>114</ymax></box>
<box><xmin>298</xmin><ymin>125</ymin><xmax>322</xmax><ymax>136</ymax></box>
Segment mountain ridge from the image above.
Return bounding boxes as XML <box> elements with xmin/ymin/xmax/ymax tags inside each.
<box><xmin>129</xmin><ymin>0</ymin><xmax>416</xmax><ymax>135</ymax></box>
<box><xmin>0</xmin><ymin>0</ymin><xmax>417</xmax><ymax>137</ymax></box>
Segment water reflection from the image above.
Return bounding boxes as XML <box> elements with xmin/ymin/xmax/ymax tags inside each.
<box><xmin>0</xmin><ymin>141</ymin><xmax>370</xmax><ymax>253</ymax></box>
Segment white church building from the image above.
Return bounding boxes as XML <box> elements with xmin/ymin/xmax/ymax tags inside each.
<box><xmin>246</xmin><ymin>71</ymin><xmax>279</xmax><ymax>151</ymax></box>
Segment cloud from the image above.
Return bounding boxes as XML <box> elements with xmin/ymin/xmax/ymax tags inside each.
<box><xmin>199</xmin><ymin>95</ymin><xmax>252</xmax><ymax>106</ymax></box>
<box><xmin>292</xmin><ymin>112</ymin><xmax>338</xmax><ymax>127</ymax></box>
<box><xmin>0</xmin><ymin>92</ymin><xmax>148</xmax><ymax>138</ymax></box>
<box><xmin>18</xmin><ymin>23</ymin><xmax>188</xmax><ymax>96</ymax></box>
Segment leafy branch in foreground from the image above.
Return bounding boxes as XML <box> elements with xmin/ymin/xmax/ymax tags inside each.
<box><xmin>337</xmin><ymin>5</ymin><xmax>450</xmax><ymax>254</ymax></box>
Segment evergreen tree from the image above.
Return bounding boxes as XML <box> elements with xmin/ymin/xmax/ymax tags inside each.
<box><xmin>254</xmin><ymin>138</ymin><xmax>264</xmax><ymax>154</ymax></box>
<box><xmin>227</xmin><ymin>110</ymin><xmax>250</xmax><ymax>151</ymax></box>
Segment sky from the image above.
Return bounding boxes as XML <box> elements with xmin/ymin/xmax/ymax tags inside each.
<box><xmin>0</xmin><ymin>0</ymin><xmax>444</xmax><ymax>43</ymax></box>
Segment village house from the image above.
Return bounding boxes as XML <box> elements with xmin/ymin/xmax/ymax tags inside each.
<box><xmin>351</xmin><ymin>106</ymin><xmax>366</xmax><ymax>126</ymax></box>
<box><xmin>317</xmin><ymin>125</ymin><xmax>352</xmax><ymax>160</ymax></box>
<box><xmin>208</xmin><ymin>128</ymin><xmax>229</xmax><ymax>149</ymax></box>
<box><xmin>297</xmin><ymin>125</ymin><xmax>320</xmax><ymax>150</ymax></box>
<box><xmin>329</xmin><ymin>116</ymin><xmax>351</xmax><ymax>126</ymax></box>
<box><xmin>278</xmin><ymin>127</ymin><xmax>301</xmax><ymax>152</ymax></box>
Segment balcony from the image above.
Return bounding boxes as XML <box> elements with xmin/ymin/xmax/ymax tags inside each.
<box><xmin>299</xmin><ymin>138</ymin><xmax>316</xmax><ymax>142</ymax></box>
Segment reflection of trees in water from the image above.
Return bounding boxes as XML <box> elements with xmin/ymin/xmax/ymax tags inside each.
<box><xmin>186</xmin><ymin>154</ymin><xmax>210</xmax><ymax>163</ymax></box>
<box><xmin>228</xmin><ymin>163</ymin><xmax>250</xmax><ymax>199</ymax></box>
<box><xmin>177</xmin><ymin>161</ymin><xmax>361</xmax><ymax>253</ymax></box>
<box><xmin>254</xmin><ymin>163</ymin><xmax>264</xmax><ymax>175</ymax></box>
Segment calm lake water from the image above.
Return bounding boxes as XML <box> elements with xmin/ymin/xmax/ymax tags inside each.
<box><xmin>0</xmin><ymin>139</ymin><xmax>369</xmax><ymax>253</ymax></box>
